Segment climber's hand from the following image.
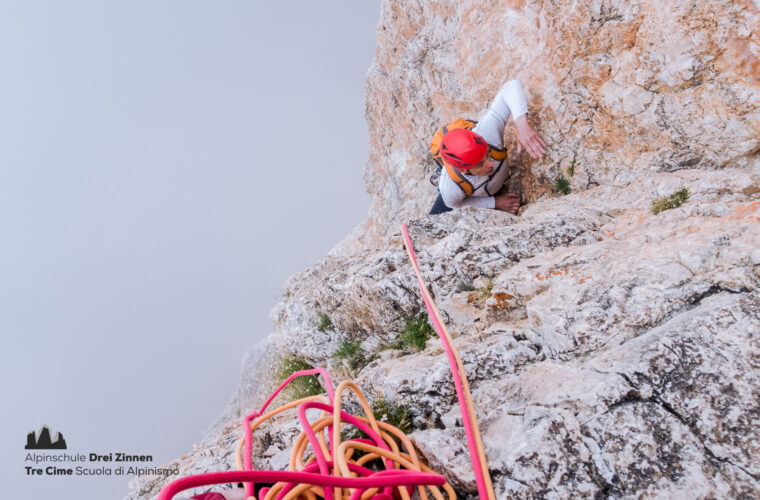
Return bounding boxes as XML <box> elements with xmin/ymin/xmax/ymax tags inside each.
<box><xmin>494</xmin><ymin>192</ymin><xmax>520</xmax><ymax>214</ymax></box>
<box><xmin>514</xmin><ymin>114</ymin><xmax>547</xmax><ymax>159</ymax></box>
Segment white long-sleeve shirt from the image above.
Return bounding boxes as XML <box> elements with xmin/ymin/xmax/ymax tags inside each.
<box><xmin>437</xmin><ymin>80</ymin><xmax>529</xmax><ymax>209</ymax></box>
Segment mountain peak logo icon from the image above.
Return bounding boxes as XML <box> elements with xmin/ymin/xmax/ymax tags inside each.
<box><xmin>25</xmin><ymin>425</ymin><xmax>67</xmax><ymax>450</ymax></box>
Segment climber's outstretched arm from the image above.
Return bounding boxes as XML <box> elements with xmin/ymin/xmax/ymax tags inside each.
<box><xmin>475</xmin><ymin>80</ymin><xmax>546</xmax><ymax>159</ymax></box>
<box><xmin>514</xmin><ymin>114</ymin><xmax>546</xmax><ymax>159</ymax></box>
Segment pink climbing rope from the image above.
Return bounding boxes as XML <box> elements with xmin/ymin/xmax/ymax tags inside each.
<box><xmin>158</xmin><ymin>367</ymin><xmax>453</xmax><ymax>500</ymax></box>
<box><xmin>401</xmin><ymin>223</ymin><xmax>496</xmax><ymax>500</ymax></box>
<box><xmin>156</xmin><ymin>469</ymin><xmax>446</xmax><ymax>500</ymax></box>
<box><xmin>242</xmin><ymin>368</ymin><xmax>335</xmax><ymax>498</ymax></box>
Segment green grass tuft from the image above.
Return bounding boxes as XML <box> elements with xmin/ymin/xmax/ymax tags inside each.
<box><xmin>652</xmin><ymin>187</ymin><xmax>689</xmax><ymax>215</ymax></box>
<box><xmin>393</xmin><ymin>315</ymin><xmax>435</xmax><ymax>353</ymax></box>
<box><xmin>555</xmin><ymin>174</ymin><xmax>571</xmax><ymax>195</ymax></box>
<box><xmin>344</xmin><ymin>397</ymin><xmax>413</xmax><ymax>445</ymax></box>
<box><xmin>333</xmin><ymin>339</ymin><xmax>370</xmax><ymax>371</ymax></box>
<box><xmin>274</xmin><ymin>357</ymin><xmax>323</xmax><ymax>401</ymax></box>
<box><xmin>371</xmin><ymin>397</ymin><xmax>412</xmax><ymax>434</ymax></box>
<box><xmin>316</xmin><ymin>313</ymin><xmax>332</xmax><ymax>332</ymax></box>
<box><xmin>479</xmin><ymin>278</ymin><xmax>494</xmax><ymax>300</ymax></box>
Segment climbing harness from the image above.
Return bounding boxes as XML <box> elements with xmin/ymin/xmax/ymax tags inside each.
<box><xmin>157</xmin><ymin>227</ymin><xmax>495</xmax><ymax>500</ymax></box>
<box><xmin>401</xmin><ymin>224</ymin><xmax>496</xmax><ymax>500</ymax></box>
<box><xmin>429</xmin><ymin>166</ymin><xmax>442</xmax><ymax>188</ymax></box>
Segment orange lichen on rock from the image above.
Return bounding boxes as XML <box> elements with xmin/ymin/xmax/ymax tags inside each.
<box><xmin>535</xmin><ymin>267</ymin><xmax>592</xmax><ymax>285</ymax></box>
<box><xmin>489</xmin><ymin>291</ymin><xmax>515</xmax><ymax>312</ymax></box>
<box><xmin>536</xmin><ymin>267</ymin><xmax>570</xmax><ymax>281</ymax></box>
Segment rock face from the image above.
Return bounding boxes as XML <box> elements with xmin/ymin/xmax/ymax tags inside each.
<box><xmin>126</xmin><ymin>0</ymin><xmax>760</xmax><ymax>498</ymax></box>
<box><xmin>356</xmin><ymin>0</ymin><xmax>760</xmax><ymax>248</ymax></box>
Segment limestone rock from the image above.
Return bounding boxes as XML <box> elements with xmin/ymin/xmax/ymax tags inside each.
<box><xmin>126</xmin><ymin>0</ymin><xmax>760</xmax><ymax>498</ymax></box>
<box><xmin>128</xmin><ymin>165</ymin><xmax>760</xmax><ymax>499</ymax></box>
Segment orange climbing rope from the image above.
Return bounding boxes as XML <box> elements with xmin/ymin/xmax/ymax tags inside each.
<box><xmin>400</xmin><ymin>224</ymin><xmax>496</xmax><ymax>500</ymax></box>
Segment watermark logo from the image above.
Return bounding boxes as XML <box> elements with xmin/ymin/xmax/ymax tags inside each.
<box><xmin>25</xmin><ymin>425</ymin><xmax>67</xmax><ymax>450</ymax></box>
<box><xmin>22</xmin><ymin>426</ymin><xmax>179</xmax><ymax>479</ymax></box>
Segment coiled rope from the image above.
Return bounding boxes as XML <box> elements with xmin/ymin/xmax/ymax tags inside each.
<box><xmin>158</xmin><ymin>371</ymin><xmax>453</xmax><ymax>500</ymax></box>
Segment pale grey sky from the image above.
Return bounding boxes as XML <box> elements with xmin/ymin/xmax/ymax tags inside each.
<box><xmin>0</xmin><ymin>1</ymin><xmax>380</xmax><ymax>497</ymax></box>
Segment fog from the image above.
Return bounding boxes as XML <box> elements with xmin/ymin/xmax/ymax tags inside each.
<box><xmin>0</xmin><ymin>1</ymin><xmax>379</xmax><ymax>497</ymax></box>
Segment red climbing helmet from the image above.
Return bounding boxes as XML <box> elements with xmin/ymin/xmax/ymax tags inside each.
<box><xmin>440</xmin><ymin>129</ymin><xmax>488</xmax><ymax>170</ymax></box>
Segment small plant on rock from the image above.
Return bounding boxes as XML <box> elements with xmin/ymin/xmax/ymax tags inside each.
<box><xmin>333</xmin><ymin>339</ymin><xmax>369</xmax><ymax>372</ymax></box>
<box><xmin>567</xmin><ymin>155</ymin><xmax>577</xmax><ymax>177</ymax></box>
<box><xmin>371</xmin><ymin>397</ymin><xmax>412</xmax><ymax>434</ymax></box>
<box><xmin>274</xmin><ymin>356</ymin><xmax>323</xmax><ymax>401</ymax></box>
<box><xmin>456</xmin><ymin>279</ymin><xmax>477</xmax><ymax>292</ymax></box>
<box><xmin>316</xmin><ymin>313</ymin><xmax>332</xmax><ymax>332</ymax></box>
<box><xmin>478</xmin><ymin>278</ymin><xmax>494</xmax><ymax>300</ymax></box>
<box><xmin>555</xmin><ymin>174</ymin><xmax>571</xmax><ymax>195</ymax></box>
<box><xmin>652</xmin><ymin>187</ymin><xmax>689</xmax><ymax>215</ymax></box>
<box><xmin>345</xmin><ymin>397</ymin><xmax>413</xmax><ymax>443</ymax></box>
<box><xmin>393</xmin><ymin>315</ymin><xmax>435</xmax><ymax>353</ymax></box>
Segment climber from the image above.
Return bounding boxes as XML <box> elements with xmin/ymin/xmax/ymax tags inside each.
<box><xmin>429</xmin><ymin>80</ymin><xmax>546</xmax><ymax>215</ymax></box>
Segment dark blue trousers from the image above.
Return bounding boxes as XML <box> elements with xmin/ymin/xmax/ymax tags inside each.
<box><xmin>429</xmin><ymin>194</ymin><xmax>453</xmax><ymax>215</ymax></box>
